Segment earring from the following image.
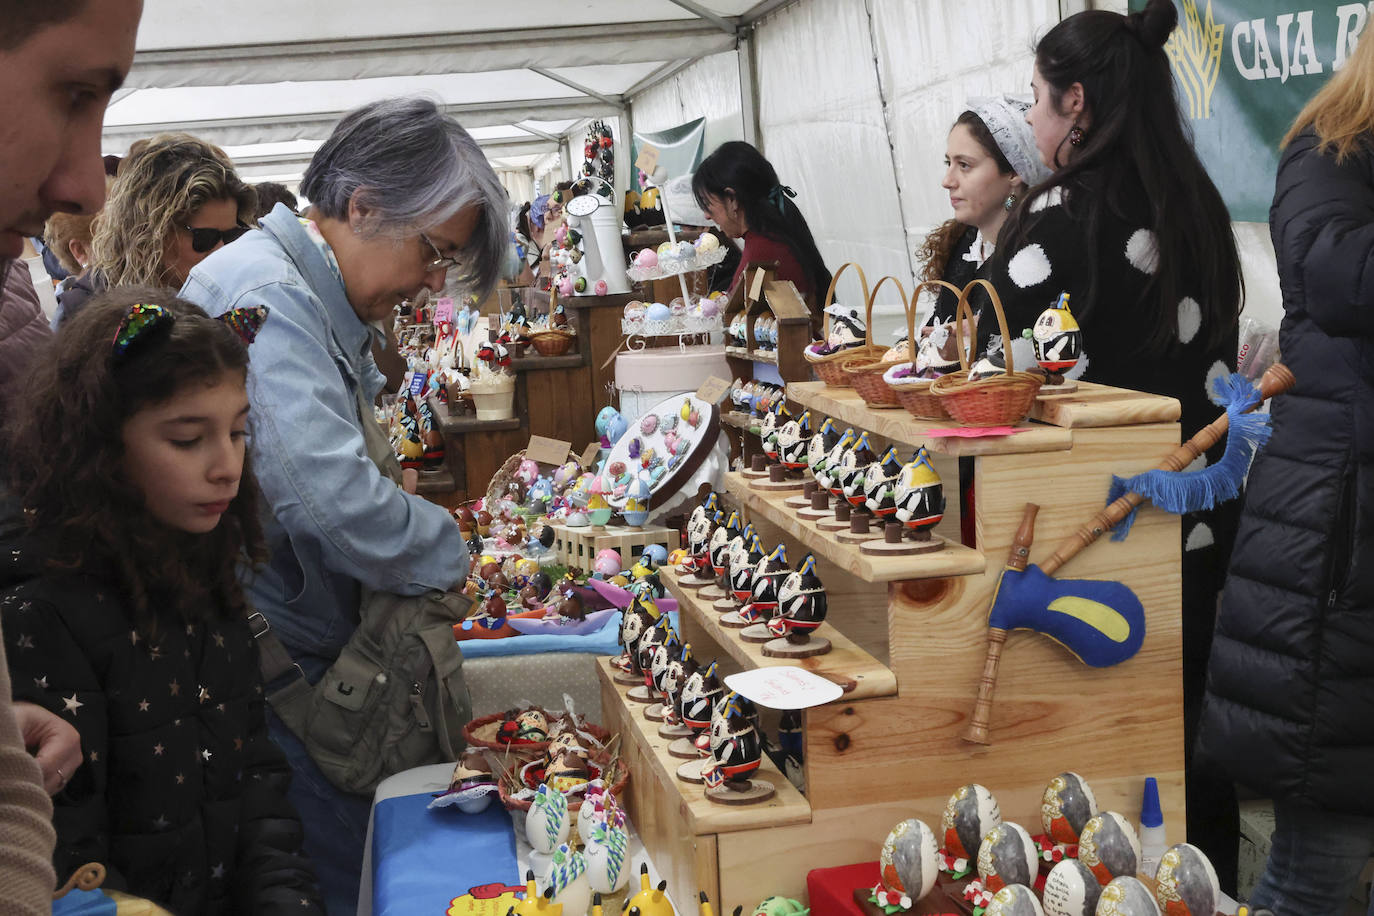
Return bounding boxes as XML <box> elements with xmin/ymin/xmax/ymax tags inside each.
<box><xmin>1004</xmin><ymin>194</ymin><xmax>1018</xmax><ymax>211</ymax></box>
<box><xmin>1069</xmin><ymin>124</ymin><xmax>1086</xmax><ymax>146</ymax></box>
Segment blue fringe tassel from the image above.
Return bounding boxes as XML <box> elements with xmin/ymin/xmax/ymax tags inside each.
<box><xmin>1107</xmin><ymin>372</ymin><xmax>1272</xmax><ymax>541</ymax></box>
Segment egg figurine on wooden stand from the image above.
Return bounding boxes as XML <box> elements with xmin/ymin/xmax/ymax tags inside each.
<box><xmin>526</xmin><ymin>784</ymin><xmax>571</xmax><ymax>856</ymax></box>
<box><xmin>540</xmin><ymin>843</ymin><xmax>592</xmax><ymax>916</ymax></box>
<box><xmin>977</xmin><ymin>821</ymin><xmax>1040</xmax><ymax>893</ymax></box>
<box><xmin>817</xmin><ymin>426</ymin><xmax>856</xmax><ymax>497</ymax></box>
<box><xmin>709</xmin><ymin>510</ymin><xmax>741</xmax><ymax>581</ymax></box>
<box><xmin>702</xmin><ymin>691</ymin><xmax>774</xmax><ymax>805</ymax></box>
<box><xmin>1043</xmin><ymin>859</ymin><xmax>1103</xmax><ymax>916</ymax></box>
<box><xmin>799</xmin><ymin>417</ymin><xmax>840</xmax><ymax>517</ymax></box>
<box><xmin>942</xmin><ymin>783</ymin><xmax>1003</xmax><ymax>864</ymax></box>
<box><xmin>615</xmin><ymin>596</ymin><xmax>662</xmax><ymax>682</ymax></box>
<box><xmin>1033</xmin><ymin>292</ymin><xmax>1082</xmax><ymax>380</ymax></box>
<box><xmin>725</xmin><ymin>533</ymin><xmax>764</xmax><ymax>616</ymax></box>
<box><xmin>631</xmin><ymin>616</ymin><xmax>675</xmax><ymax>702</ymax></box>
<box><xmin>739</xmin><ymin>542</ymin><xmax>789</xmax><ymax>641</ymax></box>
<box><xmin>986</xmin><ymin>885</ymin><xmax>1047</xmax><ymax>916</ymax></box>
<box><xmin>1096</xmin><ymin>877</ymin><xmax>1161</xmax><ymax>916</ymax></box>
<box><xmin>892</xmin><ymin>447</ymin><xmax>947</xmax><ymax>553</ymax></box>
<box><xmin>1042</xmin><ymin>772</ymin><xmax>1099</xmax><ymax>845</ymax></box>
<box><xmin>1153</xmin><ymin>843</ymin><xmax>1220</xmax><ymax>916</ymax></box>
<box><xmin>764</xmin><ymin>554</ymin><xmax>829</xmax><ymax>658</ymax></box>
<box><xmin>1078</xmin><ymin>812</ymin><xmax>1142</xmax><ymax>887</ymax></box>
<box><xmin>862</xmin><ymin>445</ymin><xmax>905</xmax><ymax>523</ymax></box>
<box><xmin>777</xmin><ymin>409</ymin><xmax>812</xmax><ymax>472</ymax></box>
<box><xmin>878</xmin><ymin>818</ymin><xmax>940</xmax><ymax>906</ymax></box>
<box><xmin>674</xmin><ymin>660</ymin><xmax>722</xmax><ymax>767</ymax></box>
<box><xmin>659</xmin><ymin>643</ymin><xmax>697</xmax><ymax>738</ymax></box>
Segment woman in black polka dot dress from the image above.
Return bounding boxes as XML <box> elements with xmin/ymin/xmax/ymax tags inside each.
<box><xmin>977</xmin><ymin>0</ymin><xmax>1245</xmax><ymax>889</ymax></box>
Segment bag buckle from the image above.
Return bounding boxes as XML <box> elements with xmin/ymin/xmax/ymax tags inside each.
<box><xmin>247</xmin><ymin>612</ymin><xmax>271</xmax><ymax>638</ymax></box>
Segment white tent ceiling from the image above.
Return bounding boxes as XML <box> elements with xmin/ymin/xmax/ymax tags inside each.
<box><xmin>105</xmin><ymin>0</ymin><xmax>792</xmax><ymax>184</ymax></box>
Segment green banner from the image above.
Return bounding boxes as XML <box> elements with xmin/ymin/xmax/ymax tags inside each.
<box><xmin>1130</xmin><ymin>0</ymin><xmax>1366</xmax><ymax>221</ymax></box>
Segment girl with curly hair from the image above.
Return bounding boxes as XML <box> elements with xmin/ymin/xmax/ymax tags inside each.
<box><xmin>0</xmin><ymin>286</ymin><xmax>322</xmax><ymax>913</ymax></box>
<box><xmin>54</xmin><ymin>133</ymin><xmax>254</xmax><ymax>327</ymax></box>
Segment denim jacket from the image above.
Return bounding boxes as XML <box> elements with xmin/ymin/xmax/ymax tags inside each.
<box><xmin>181</xmin><ymin>204</ymin><xmax>468</xmax><ymax>662</ymax></box>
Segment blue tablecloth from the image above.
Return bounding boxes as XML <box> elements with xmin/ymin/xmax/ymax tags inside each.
<box><xmin>371</xmin><ymin>792</ymin><xmax>522</xmax><ymax>916</ymax></box>
<box><xmin>456</xmin><ymin>611</ymin><xmax>678</xmax><ymax>659</ymax></box>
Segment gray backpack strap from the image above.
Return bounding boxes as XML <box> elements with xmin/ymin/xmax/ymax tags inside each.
<box><xmin>248</xmin><ymin>610</ymin><xmax>314</xmax><ymax>738</ymax></box>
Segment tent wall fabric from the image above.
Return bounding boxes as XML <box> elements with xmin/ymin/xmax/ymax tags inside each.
<box><xmin>629</xmin><ymin>51</ymin><xmax>746</xmax><ymax>156</ymax></box>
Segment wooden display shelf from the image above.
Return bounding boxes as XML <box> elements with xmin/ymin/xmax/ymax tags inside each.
<box><xmin>787</xmin><ymin>381</ymin><xmax>1073</xmax><ymax>457</ymax></box>
<box><xmin>724</xmin><ymin>346</ymin><xmax>749</xmax><ymax>359</ymax></box>
<box><xmin>595</xmin><ymin>657</ymin><xmax>810</xmax><ymax>836</ymax></box>
<box><xmin>722</xmin><ymin>472</ymin><xmax>985</xmax><ymax>583</ymax></box>
<box><xmin>415</xmin><ymin>466</ymin><xmax>456</xmax><ymax>495</ymax></box>
<box><xmin>662</xmin><ymin>566</ymin><xmax>896</xmax><ymax>701</ymax></box>
<box><xmin>1029</xmin><ymin>380</ymin><xmax>1180</xmax><ymax>428</ymax></box>
<box><xmin>509</xmin><ymin>351</ymin><xmax>585</xmax><ymax>371</ymax></box>
<box><xmin>436</xmin><ymin>412</ymin><xmax>522</xmax><ymax>435</ymax></box>
<box><xmin>722</xmin><ymin>411</ymin><xmax>752</xmax><ymax>431</ymax></box>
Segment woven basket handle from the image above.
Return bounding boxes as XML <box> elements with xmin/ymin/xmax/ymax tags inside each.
<box><xmin>821</xmin><ymin>262</ymin><xmax>870</xmax><ymax>340</ymax></box>
<box><xmin>954</xmin><ymin>278</ymin><xmax>1014</xmax><ymax>373</ymax></box>
<box><xmin>908</xmin><ymin>279</ymin><xmax>965</xmax><ymax>366</ymax></box>
<box><xmin>864</xmin><ymin>276</ymin><xmax>908</xmax><ymax>348</ymax></box>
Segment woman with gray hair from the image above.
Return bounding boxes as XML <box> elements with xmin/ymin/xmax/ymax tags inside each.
<box><xmin>179</xmin><ymin>97</ymin><xmax>508</xmax><ymax>915</ymax></box>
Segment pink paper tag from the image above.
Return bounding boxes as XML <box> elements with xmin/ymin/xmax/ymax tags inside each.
<box><xmin>924</xmin><ymin>426</ymin><xmax>1026</xmax><ymax>438</ymax></box>
<box><xmin>432</xmin><ymin>297</ymin><xmax>454</xmax><ymax>326</ymax></box>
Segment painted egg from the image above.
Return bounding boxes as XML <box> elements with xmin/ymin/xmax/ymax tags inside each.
<box><xmin>642</xmin><ymin>544</ymin><xmax>669</xmax><ymax>567</ymax></box>
<box><xmin>624</xmin><ymin>301</ymin><xmax>647</xmax><ymax>321</ymax></box>
<box><xmin>583</xmin><ymin>813</ymin><xmax>630</xmax><ymax>894</ymax></box>
<box><xmin>1042</xmin><ymin>772</ymin><xmax>1099</xmax><ymax>844</ymax></box>
<box><xmin>700</xmin><ymin>298</ymin><xmax>721</xmax><ymax>318</ymax></box>
<box><xmin>687</xmin><ymin>408</ymin><xmax>701</xmax><ymax>428</ymax></box>
<box><xmin>986</xmin><ymin>884</ymin><xmax>1046</xmax><ymax>916</ymax></box>
<box><xmin>566</xmin><ymin>510</ymin><xmax>589</xmax><ymax>527</ymax></box>
<box><xmin>541</xmin><ymin>843</ymin><xmax>592</xmax><ymax>916</ymax></box>
<box><xmin>637</xmin><ymin>248</ymin><xmax>658</xmax><ymax>268</ymax></box>
<box><xmin>594</xmin><ymin>279</ymin><xmax>608</xmax><ymax>296</ymax></box>
<box><xmin>676</xmin><ymin>240</ymin><xmax>696</xmax><ymax>259</ymax></box>
<box><xmin>696</xmin><ymin>232</ymin><xmax>720</xmax><ymax>252</ymax></box>
<box><xmin>525</xmin><ymin>784</ymin><xmax>570</xmax><ymax>854</ymax></box>
<box><xmin>656</xmin><ymin>241</ymin><xmax>675</xmax><ymax>256</ymax></box>
<box><xmin>977</xmin><ymin>821</ymin><xmax>1038</xmax><ymax>893</ymax></box>
<box><xmin>574</xmin><ymin>276</ymin><xmax>587</xmax><ymax>293</ymax></box>
<box><xmin>879</xmin><ymin>818</ymin><xmax>939</xmax><ymax>902</ymax></box>
<box><xmin>640</xmin><ymin>414</ymin><xmax>659</xmax><ymax>435</ymax></box>
<box><xmin>646</xmin><ymin>302</ymin><xmax>672</xmax><ymax>321</ymax></box>
<box><xmin>594</xmin><ymin>548</ymin><xmax>622</xmax><ymax>574</ymax></box>
<box><xmin>557</xmin><ymin>276</ymin><xmax>574</xmax><ymax>297</ymax></box>
<box><xmin>1096</xmin><ymin>877</ymin><xmax>1160</xmax><ymax>916</ymax></box>
<box><xmin>1079</xmin><ymin>812</ymin><xmax>1141</xmax><ymax>886</ymax></box>
<box><xmin>942</xmin><ymin>784</ymin><xmax>1002</xmax><ymax>859</ymax></box>
<box><xmin>1043</xmin><ymin>859</ymin><xmax>1102</xmax><ymax>916</ymax></box>
<box><xmin>669</xmin><ymin>298</ymin><xmax>688</xmax><ymax>315</ymax></box>
<box><xmin>1154</xmin><ymin>843</ymin><xmax>1220</xmax><ymax>916</ymax></box>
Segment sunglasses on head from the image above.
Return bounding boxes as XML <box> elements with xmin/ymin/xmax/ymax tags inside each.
<box><xmin>184</xmin><ymin>224</ymin><xmax>249</xmax><ymax>254</ymax></box>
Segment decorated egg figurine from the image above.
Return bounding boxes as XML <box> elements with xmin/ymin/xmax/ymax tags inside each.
<box><xmin>1079</xmin><ymin>812</ymin><xmax>1142</xmax><ymax>887</ymax></box>
<box><xmin>1043</xmin><ymin>859</ymin><xmax>1103</xmax><ymax>916</ymax></box>
<box><xmin>429</xmin><ymin>747</ymin><xmax>500</xmax><ymax>814</ymax></box>
<box><xmin>593</xmin><ymin>548</ymin><xmax>622</xmax><ymax>579</ymax></box>
<box><xmin>742</xmin><ymin>542</ymin><xmax>789</xmax><ymax>623</ymax></box>
<box><xmin>637</xmin><ymin>248</ymin><xmax>658</xmax><ymax>269</ymax></box>
<box><xmin>526</xmin><ymin>784</ymin><xmax>571</xmax><ymax>855</ymax></box>
<box><xmin>623</xmin><ymin>475</ymin><xmax>652</xmax><ymax>527</ymax></box>
<box><xmin>1042</xmin><ymin>772</ymin><xmax>1099</xmax><ymax>845</ymax></box>
<box><xmin>879</xmin><ymin>818</ymin><xmax>939</xmax><ymax>904</ymax></box>
<box><xmin>838</xmin><ymin>430</ymin><xmax>878</xmax><ymax>506</ymax></box>
<box><xmin>777</xmin><ymin>409</ymin><xmax>812</xmax><ymax>470</ymax></box>
<box><xmin>818</xmin><ymin>426</ymin><xmax>857</xmax><ymax>494</ymax></box>
<box><xmin>541</xmin><ymin>843</ymin><xmax>592</xmax><ymax>916</ymax></box>
<box><xmin>679</xmin><ymin>660</ymin><xmax>722</xmax><ymax>736</ymax></box>
<box><xmin>729</xmin><ymin>533</ymin><xmax>765</xmax><ymax>603</ymax></box>
<box><xmin>1096</xmin><ymin>877</ymin><xmax>1161</xmax><ymax>916</ymax></box>
<box><xmin>977</xmin><ymin>821</ymin><xmax>1039</xmax><ymax>894</ymax></box>
<box><xmin>618</xmin><ymin>596</ymin><xmax>662</xmax><ymax>675</ymax></box>
<box><xmin>987</xmin><ymin>885</ymin><xmax>1046</xmax><ymax>916</ymax></box>
<box><xmin>704</xmin><ymin>690</ymin><xmax>762</xmax><ymax>790</ymax></box>
<box><xmin>807</xmin><ymin>417</ymin><xmax>840</xmax><ymax>482</ymax></box>
<box><xmin>817</xmin><ymin>303</ymin><xmax>865</xmax><ymax>355</ymax></box>
<box><xmin>894</xmin><ymin>447</ymin><xmax>945</xmax><ymax>535</ymax></box>
<box><xmin>862</xmin><ymin>445</ymin><xmax>905</xmax><ymax>519</ymax></box>
<box><xmin>769</xmin><ymin>554</ymin><xmax>826</xmax><ymax>639</ymax></box>
<box><xmin>646</xmin><ymin>301</ymin><xmax>672</xmax><ymax>322</ymax></box>
<box><xmin>709</xmin><ymin>510</ymin><xmax>742</xmax><ymax>578</ymax></box>
<box><xmin>583</xmin><ymin>810</ymin><xmax>631</xmax><ymax>894</ymax></box>
<box><xmin>942</xmin><ymin>783</ymin><xmax>1002</xmax><ymax>860</ymax></box>
<box><xmin>1033</xmin><ymin>292</ymin><xmax>1082</xmax><ymax>374</ymax></box>
<box><xmin>1153</xmin><ymin>843</ymin><xmax>1220</xmax><ymax>916</ymax></box>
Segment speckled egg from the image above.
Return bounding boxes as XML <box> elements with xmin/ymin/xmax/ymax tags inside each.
<box><xmin>1042</xmin><ymin>772</ymin><xmax>1099</xmax><ymax>844</ymax></box>
<box><xmin>977</xmin><ymin>821</ymin><xmax>1039</xmax><ymax>893</ymax></box>
<box><xmin>879</xmin><ymin>818</ymin><xmax>938</xmax><ymax>903</ymax></box>
<box><xmin>986</xmin><ymin>884</ymin><xmax>1046</xmax><ymax>916</ymax></box>
<box><xmin>1095</xmin><ymin>877</ymin><xmax>1160</xmax><ymax>916</ymax></box>
<box><xmin>1043</xmin><ymin>859</ymin><xmax>1102</xmax><ymax>916</ymax></box>
<box><xmin>1079</xmin><ymin>812</ymin><xmax>1141</xmax><ymax>887</ymax></box>
<box><xmin>1153</xmin><ymin>843</ymin><xmax>1220</xmax><ymax>916</ymax></box>
<box><xmin>942</xmin><ymin>783</ymin><xmax>1002</xmax><ymax>859</ymax></box>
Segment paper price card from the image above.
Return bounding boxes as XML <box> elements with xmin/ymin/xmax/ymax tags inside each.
<box><xmin>526</xmin><ymin>435</ymin><xmax>572</xmax><ymax>467</ymax></box>
<box><xmin>748</xmin><ymin>266</ymin><xmax>767</xmax><ymax>303</ymax></box>
<box><xmin>635</xmin><ymin>143</ymin><xmax>660</xmax><ymax>176</ymax></box>
<box><xmin>579</xmin><ymin>441</ymin><xmax>602</xmax><ymax>469</ymax></box>
<box><xmin>724</xmin><ymin>666</ymin><xmax>843</xmax><ymax>710</ymax></box>
<box><xmin>695</xmin><ymin>376</ymin><xmax>732</xmax><ymax>405</ymax></box>
<box><xmin>432</xmin><ymin>297</ymin><xmax>455</xmax><ymax>326</ymax></box>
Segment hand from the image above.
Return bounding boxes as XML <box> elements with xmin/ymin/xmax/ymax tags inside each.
<box><xmin>14</xmin><ymin>702</ymin><xmax>82</xmax><ymax>794</ymax></box>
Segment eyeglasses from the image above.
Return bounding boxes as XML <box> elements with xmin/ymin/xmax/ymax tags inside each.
<box><xmin>421</xmin><ymin>232</ymin><xmax>461</xmax><ymax>273</ymax></box>
<box><xmin>184</xmin><ymin>224</ymin><xmax>249</xmax><ymax>254</ymax></box>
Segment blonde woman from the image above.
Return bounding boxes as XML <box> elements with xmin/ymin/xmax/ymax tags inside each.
<box><xmin>56</xmin><ymin>133</ymin><xmax>254</xmax><ymax>326</ymax></box>
<box><xmin>1199</xmin><ymin>22</ymin><xmax>1374</xmax><ymax>916</ymax></box>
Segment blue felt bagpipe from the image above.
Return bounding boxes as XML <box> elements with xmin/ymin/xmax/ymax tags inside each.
<box><xmin>987</xmin><ymin>564</ymin><xmax>1145</xmax><ymax>668</ymax></box>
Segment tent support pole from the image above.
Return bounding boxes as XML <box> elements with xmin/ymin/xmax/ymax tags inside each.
<box><xmin>738</xmin><ymin>30</ymin><xmax>761</xmax><ymax>149</ymax></box>
<box><xmin>662</xmin><ymin>0</ymin><xmax>737</xmax><ymax>35</ymax></box>
<box><xmin>530</xmin><ymin>67</ymin><xmax>623</xmax><ymax>109</ymax></box>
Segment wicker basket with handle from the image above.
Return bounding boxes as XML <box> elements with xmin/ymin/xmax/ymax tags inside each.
<box><xmin>929</xmin><ymin>279</ymin><xmax>1043</xmax><ymax>426</ymax></box>
<box><xmin>839</xmin><ymin>274</ymin><xmax>910</xmax><ymax>408</ymax></box>
<box><xmin>804</xmin><ymin>261</ymin><xmax>884</xmax><ymax>387</ymax></box>
<box><xmin>886</xmin><ymin>278</ymin><xmax>967</xmax><ymax>420</ymax></box>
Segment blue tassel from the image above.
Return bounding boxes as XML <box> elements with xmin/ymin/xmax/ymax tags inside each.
<box><xmin>1107</xmin><ymin>372</ymin><xmax>1272</xmax><ymax>540</ymax></box>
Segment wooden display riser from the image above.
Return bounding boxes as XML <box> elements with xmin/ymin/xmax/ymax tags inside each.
<box><xmin>602</xmin><ymin>380</ymin><xmax>1188</xmax><ymax>908</ymax></box>
<box><xmin>550</xmin><ymin>523</ymin><xmax>680</xmax><ymax>569</ymax></box>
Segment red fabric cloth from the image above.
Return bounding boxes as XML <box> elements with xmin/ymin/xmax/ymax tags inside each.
<box><xmin>808</xmin><ymin>861</ymin><xmax>878</xmax><ymax>916</ymax></box>
<box><xmin>729</xmin><ymin>231</ymin><xmax>815</xmax><ymax>304</ymax></box>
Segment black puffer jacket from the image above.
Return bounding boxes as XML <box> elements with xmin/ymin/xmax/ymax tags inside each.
<box><xmin>1199</xmin><ymin>128</ymin><xmax>1374</xmax><ymax>814</ymax></box>
<box><xmin>0</xmin><ymin>520</ymin><xmax>323</xmax><ymax>913</ymax></box>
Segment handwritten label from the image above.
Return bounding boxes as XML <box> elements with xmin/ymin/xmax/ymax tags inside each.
<box><xmin>579</xmin><ymin>441</ymin><xmax>602</xmax><ymax>470</ymax></box>
<box><xmin>527</xmin><ymin>435</ymin><xmax>572</xmax><ymax>467</ymax></box>
<box><xmin>408</xmin><ymin>372</ymin><xmax>427</xmax><ymax>397</ymax></box>
<box><xmin>432</xmin><ymin>297</ymin><xmax>454</xmax><ymax>326</ymax></box>
<box><xmin>634</xmin><ymin>143</ymin><xmax>660</xmax><ymax>176</ymax></box>
<box><xmin>695</xmin><ymin>376</ymin><xmax>732</xmax><ymax>405</ymax></box>
<box><xmin>748</xmin><ymin>267</ymin><xmax>767</xmax><ymax>303</ymax></box>
<box><xmin>724</xmin><ymin>666</ymin><xmax>843</xmax><ymax>710</ymax></box>
<box><xmin>923</xmin><ymin>426</ymin><xmax>1029</xmax><ymax>439</ymax></box>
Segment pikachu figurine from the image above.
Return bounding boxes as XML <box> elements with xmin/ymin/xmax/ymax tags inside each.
<box><xmin>620</xmin><ymin>863</ymin><xmax>675</xmax><ymax>916</ymax></box>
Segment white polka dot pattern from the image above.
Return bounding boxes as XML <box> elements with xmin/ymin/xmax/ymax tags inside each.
<box><xmin>1177</xmin><ymin>297</ymin><xmax>1202</xmax><ymax>345</ymax></box>
<box><xmin>1186</xmin><ymin>522</ymin><xmax>1215</xmax><ymax>551</ymax></box>
<box><xmin>1030</xmin><ymin>187</ymin><xmax>1064</xmax><ymax>213</ymax></box>
<box><xmin>1125</xmin><ymin>229</ymin><xmax>1160</xmax><ymax>275</ymax></box>
<box><xmin>1007</xmin><ymin>244</ymin><xmax>1053</xmax><ymax>288</ymax></box>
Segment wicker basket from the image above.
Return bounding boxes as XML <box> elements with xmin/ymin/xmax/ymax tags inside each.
<box><xmin>498</xmin><ymin>745</ymin><xmax>629</xmax><ymax>814</ymax></box>
<box><xmin>462</xmin><ymin>709</ymin><xmax>613</xmax><ymax>758</ymax></box>
<box><xmin>839</xmin><ymin>275</ymin><xmax>909</xmax><ymax>408</ymax></box>
<box><xmin>805</xmin><ymin>262</ymin><xmax>885</xmax><ymax>386</ymax></box>
<box><xmin>884</xmin><ymin>279</ymin><xmax>964</xmax><ymax>420</ymax></box>
<box><xmin>930</xmin><ymin>279</ymin><xmax>1043</xmax><ymax>426</ymax></box>
<box><xmin>485</xmin><ymin>447</ymin><xmax>579</xmax><ymax>508</ymax></box>
<box><xmin>529</xmin><ymin>329</ymin><xmax>575</xmax><ymax>357</ymax></box>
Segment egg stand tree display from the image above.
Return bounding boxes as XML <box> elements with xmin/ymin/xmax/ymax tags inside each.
<box><xmin>596</xmin><ymin>371</ymin><xmax>1211</xmax><ymax>911</ymax></box>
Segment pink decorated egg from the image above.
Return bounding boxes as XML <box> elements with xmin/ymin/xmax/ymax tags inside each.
<box><xmin>637</xmin><ymin>249</ymin><xmax>658</xmax><ymax>268</ymax></box>
<box><xmin>594</xmin><ymin>279</ymin><xmax>608</xmax><ymax>296</ymax></box>
<box><xmin>640</xmin><ymin>415</ymin><xmax>659</xmax><ymax>435</ymax></box>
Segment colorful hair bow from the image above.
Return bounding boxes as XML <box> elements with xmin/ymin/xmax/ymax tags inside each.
<box><xmin>112</xmin><ymin>303</ymin><xmax>175</xmax><ymax>364</ymax></box>
<box><xmin>219</xmin><ymin>305</ymin><xmax>269</xmax><ymax>344</ymax></box>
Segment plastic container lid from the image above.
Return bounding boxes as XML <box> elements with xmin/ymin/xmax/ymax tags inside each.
<box><xmin>1140</xmin><ymin>776</ymin><xmax>1163</xmax><ymax>828</ymax></box>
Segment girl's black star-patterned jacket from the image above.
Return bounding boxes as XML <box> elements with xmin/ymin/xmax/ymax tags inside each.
<box><xmin>0</xmin><ymin>520</ymin><xmax>323</xmax><ymax>915</ymax></box>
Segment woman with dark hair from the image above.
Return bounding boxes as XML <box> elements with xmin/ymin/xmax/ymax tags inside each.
<box><xmin>692</xmin><ymin>141</ymin><xmax>832</xmax><ymax>320</ymax></box>
<box><xmin>979</xmin><ymin>0</ymin><xmax>1244</xmax><ymax>886</ymax></box>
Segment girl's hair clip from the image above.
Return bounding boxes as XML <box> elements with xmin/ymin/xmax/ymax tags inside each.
<box><xmin>219</xmin><ymin>305</ymin><xmax>269</xmax><ymax>345</ymax></box>
<box><xmin>112</xmin><ymin>303</ymin><xmax>175</xmax><ymax>364</ymax></box>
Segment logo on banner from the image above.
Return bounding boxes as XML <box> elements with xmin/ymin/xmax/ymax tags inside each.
<box><xmin>1166</xmin><ymin>0</ymin><xmax>1226</xmax><ymax>117</ymax></box>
